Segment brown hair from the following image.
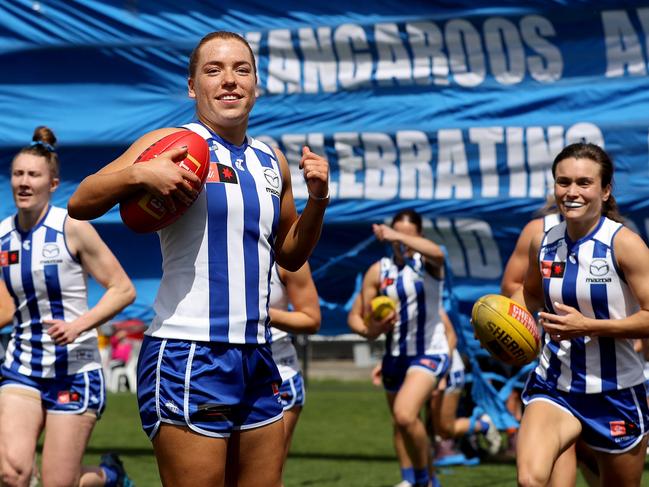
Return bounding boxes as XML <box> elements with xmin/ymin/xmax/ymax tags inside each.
<box><xmin>391</xmin><ymin>209</ymin><xmax>423</xmax><ymax>234</ymax></box>
<box><xmin>551</xmin><ymin>142</ymin><xmax>622</xmax><ymax>222</ymax></box>
<box><xmin>13</xmin><ymin>126</ymin><xmax>60</xmax><ymax>179</ymax></box>
<box><xmin>188</xmin><ymin>31</ymin><xmax>257</xmax><ymax>79</ymax></box>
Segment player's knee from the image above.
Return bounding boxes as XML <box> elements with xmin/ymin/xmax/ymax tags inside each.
<box><xmin>517</xmin><ymin>465</ymin><xmax>548</xmax><ymax>487</ymax></box>
<box><xmin>393</xmin><ymin>408</ymin><xmax>418</xmax><ymax>430</ymax></box>
<box><xmin>0</xmin><ymin>458</ymin><xmax>32</xmax><ymax>487</ymax></box>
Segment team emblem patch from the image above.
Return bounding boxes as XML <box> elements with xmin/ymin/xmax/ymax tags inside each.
<box><xmin>0</xmin><ymin>250</ymin><xmax>19</xmax><ymax>267</ymax></box>
<box><xmin>207</xmin><ymin>163</ymin><xmax>239</xmax><ymax>184</ymax></box>
<box><xmin>418</xmin><ymin>358</ymin><xmax>439</xmax><ymax>371</ymax></box>
<box><xmin>57</xmin><ymin>391</ymin><xmax>80</xmax><ymax>404</ymax></box>
<box><xmin>193</xmin><ymin>403</ymin><xmax>232</xmax><ymax>422</ymax></box>
<box><xmin>541</xmin><ymin>261</ymin><xmax>565</xmax><ymax>278</ymax></box>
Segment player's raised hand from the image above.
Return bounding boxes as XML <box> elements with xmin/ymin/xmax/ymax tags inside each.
<box><xmin>300</xmin><ymin>145</ymin><xmax>329</xmax><ymax>201</ymax></box>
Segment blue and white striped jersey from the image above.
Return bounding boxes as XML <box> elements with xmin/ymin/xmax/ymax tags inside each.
<box><xmin>0</xmin><ymin>206</ymin><xmax>101</xmax><ymax>378</ymax></box>
<box><xmin>147</xmin><ymin>121</ymin><xmax>283</xmax><ymax>344</ymax></box>
<box><xmin>535</xmin><ymin>216</ymin><xmax>644</xmax><ymax>393</ymax></box>
<box><xmin>379</xmin><ymin>253</ymin><xmax>448</xmax><ymax>357</ymax></box>
<box><xmin>269</xmin><ymin>264</ymin><xmax>289</xmax><ymax>344</ymax></box>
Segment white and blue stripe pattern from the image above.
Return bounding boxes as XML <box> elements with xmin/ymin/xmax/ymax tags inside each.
<box><xmin>536</xmin><ymin>217</ymin><xmax>644</xmax><ymax>393</ymax></box>
<box><xmin>0</xmin><ymin>206</ymin><xmax>100</xmax><ymax>378</ymax></box>
<box><xmin>148</xmin><ymin>121</ymin><xmax>283</xmax><ymax>344</ymax></box>
<box><xmin>380</xmin><ymin>253</ymin><xmax>448</xmax><ymax>357</ymax></box>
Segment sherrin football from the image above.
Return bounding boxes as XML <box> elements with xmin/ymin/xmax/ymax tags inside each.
<box><xmin>371</xmin><ymin>296</ymin><xmax>396</xmax><ymax>321</ymax></box>
<box><xmin>120</xmin><ymin>130</ymin><xmax>210</xmax><ymax>233</ymax></box>
<box><xmin>471</xmin><ymin>294</ymin><xmax>540</xmax><ymax>366</ymax></box>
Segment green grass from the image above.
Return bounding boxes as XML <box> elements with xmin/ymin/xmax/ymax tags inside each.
<box><xmin>78</xmin><ymin>380</ymin><xmax>649</xmax><ymax>486</ymax></box>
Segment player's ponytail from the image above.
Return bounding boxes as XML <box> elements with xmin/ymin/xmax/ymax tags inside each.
<box><xmin>551</xmin><ymin>143</ymin><xmax>623</xmax><ymax>223</ymax></box>
<box><xmin>13</xmin><ymin>126</ymin><xmax>60</xmax><ymax>180</ymax></box>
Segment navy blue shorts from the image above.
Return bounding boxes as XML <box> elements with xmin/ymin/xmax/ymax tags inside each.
<box><xmin>137</xmin><ymin>336</ymin><xmax>283</xmax><ymax>439</ymax></box>
<box><xmin>522</xmin><ymin>373</ymin><xmax>649</xmax><ymax>453</ymax></box>
<box><xmin>0</xmin><ymin>366</ymin><xmax>105</xmax><ymax>417</ymax></box>
<box><xmin>279</xmin><ymin>373</ymin><xmax>305</xmax><ymax>411</ymax></box>
<box><xmin>382</xmin><ymin>353</ymin><xmax>450</xmax><ymax>393</ymax></box>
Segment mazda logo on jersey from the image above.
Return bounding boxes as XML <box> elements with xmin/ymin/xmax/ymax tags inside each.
<box><xmin>589</xmin><ymin>259</ymin><xmax>609</xmax><ymax>276</ymax></box>
<box><xmin>264</xmin><ymin>168</ymin><xmax>280</xmax><ymax>188</ymax></box>
<box><xmin>42</xmin><ymin>243</ymin><xmax>60</xmax><ymax>258</ymax></box>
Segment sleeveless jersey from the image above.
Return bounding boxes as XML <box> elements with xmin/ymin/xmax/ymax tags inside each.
<box><xmin>268</xmin><ymin>264</ymin><xmax>301</xmax><ymax>379</ymax></box>
<box><xmin>543</xmin><ymin>213</ymin><xmax>562</xmax><ymax>232</ymax></box>
<box><xmin>0</xmin><ymin>206</ymin><xmax>101</xmax><ymax>378</ymax></box>
<box><xmin>379</xmin><ymin>253</ymin><xmax>448</xmax><ymax>357</ymax></box>
<box><xmin>535</xmin><ymin>216</ymin><xmax>644</xmax><ymax>393</ymax></box>
<box><xmin>148</xmin><ymin>121</ymin><xmax>283</xmax><ymax>344</ymax></box>
<box><xmin>269</xmin><ymin>264</ymin><xmax>290</xmax><ymax>343</ymax></box>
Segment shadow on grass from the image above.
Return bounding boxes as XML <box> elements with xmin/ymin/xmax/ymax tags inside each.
<box><xmin>82</xmin><ymin>446</ymin><xmax>154</xmax><ymax>456</ymax></box>
<box><xmin>289</xmin><ymin>451</ymin><xmax>396</xmax><ymax>462</ymax></box>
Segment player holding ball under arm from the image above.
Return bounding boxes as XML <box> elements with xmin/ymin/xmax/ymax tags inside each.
<box><xmin>511</xmin><ymin>143</ymin><xmax>649</xmax><ymax>487</ymax></box>
<box><xmin>349</xmin><ymin>210</ymin><xmax>449</xmax><ymax>487</ymax></box>
<box><xmin>68</xmin><ymin>31</ymin><xmax>329</xmax><ymax>487</ymax></box>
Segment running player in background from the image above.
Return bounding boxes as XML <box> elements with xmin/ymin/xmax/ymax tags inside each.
<box><xmin>513</xmin><ymin>143</ymin><xmax>649</xmax><ymax>487</ymax></box>
<box><xmin>268</xmin><ymin>263</ymin><xmax>320</xmax><ymax>486</ymax></box>
<box><xmin>348</xmin><ymin>209</ymin><xmax>449</xmax><ymax>487</ymax></box>
<box><xmin>68</xmin><ymin>31</ymin><xmax>329</xmax><ymax>487</ymax></box>
<box><xmin>0</xmin><ymin>127</ymin><xmax>135</xmax><ymax>487</ymax></box>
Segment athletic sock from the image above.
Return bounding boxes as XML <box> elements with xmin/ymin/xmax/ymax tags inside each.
<box><xmin>101</xmin><ymin>465</ymin><xmax>119</xmax><ymax>487</ymax></box>
<box><xmin>401</xmin><ymin>467</ymin><xmax>416</xmax><ymax>484</ymax></box>
<box><xmin>413</xmin><ymin>467</ymin><xmax>429</xmax><ymax>486</ymax></box>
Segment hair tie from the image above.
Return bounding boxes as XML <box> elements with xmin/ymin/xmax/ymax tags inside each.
<box><xmin>30</xmin><ymin>141</ymin><xmax>56</xmax><ymax>152</ymax></box>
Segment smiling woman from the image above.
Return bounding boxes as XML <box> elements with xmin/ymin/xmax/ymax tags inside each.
<box><xmin>0</xmin><ymin>126</ymin><xmax>135</xmax><ymax>487</ymax></box>
<box><xmin>67</xmin><ymin>31</ymin><xmax>330</xmax><ymax>487</ymax></box>
<box><xmin>510</xmin><ymin>143</ymin><xmax>649</xmax><ymax>487</ymax></box>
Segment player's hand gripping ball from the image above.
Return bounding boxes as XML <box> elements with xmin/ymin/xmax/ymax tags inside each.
<box><xmin>471</xmin><ymin>294</ymin><xmax>540</xmax><ymax>366</ymax></box>
<box><xmin>120</xmin><ymin>130</ymin><xmax>210</xmax><ymax>233</ymax></box>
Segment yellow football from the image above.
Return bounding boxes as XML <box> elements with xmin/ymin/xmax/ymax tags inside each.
<box><xmin>371</xmin><ymin>296</ymin><xmax>396</xmax><ymax>321</ymax></box>
<box><xmin>471</xmin><ymin>294</ymin><xmax>540</xmax><ymax>366</ymax></box>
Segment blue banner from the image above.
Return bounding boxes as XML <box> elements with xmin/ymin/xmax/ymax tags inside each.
<box><xmin>2</xmin><ymin>1</ymin><xmax>649</xmax><ymax>334</ymax></box>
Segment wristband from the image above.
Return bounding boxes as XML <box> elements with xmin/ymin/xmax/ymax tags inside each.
<box><xmin>308</xmin><ymin>190</ymin><xmax>330</xmax><ymax>201</ymax></box>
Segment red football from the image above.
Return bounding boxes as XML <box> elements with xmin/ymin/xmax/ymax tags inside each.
<box><xmin>119</xmin><ymin>130</ymin><xmax>210</xmax><ymax>233</ymax></box>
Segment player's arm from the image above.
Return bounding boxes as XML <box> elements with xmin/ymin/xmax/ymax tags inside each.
<box><xmin>0</xmin><ymin>280</ymin><xmax>14</xmax><ymax>327</ymax></box>
<box><xmin>347</xmin><ymin>294</ymin><xmax>367</xmax><ymax>336</ymax></box>
<box><xmin>273</xmin><ymin>147</ymin><xmax>329</xmax><ymax>272</ymax></box>
<box><xmin>501</xmin><ymin>218</ymin><xmax>544</xmax><ymax>297</ymax></box>
<box><xmin>441</xmin><ymin>308</ymin><xmax>457</xmax><ymax>354</ymax></box>
<box><xmin>347</xmin><ymin>264</ymin><xmax>380</xmax><ymax>339</ymax></box>
<box><xmin>372</xmin><ymin>223</ymin><xmax>444</xmax><ymax>270</ymax></box>
<box><xmin>44</xmin><ymin>218</ymin><xmax>136</xmax><ymax>345</ymax></box>
<box><xmin>348</xmin><ymin>263</ymin><xmax>394</xmax><ymax>340</ymax></box>
<box><xmin>540</xmin><ymin>227</ymin><xmax>649</xmax><ymax>339</ymax></box>
<box><xmin>269</xmin><ymin>263</ymin><xmax>321</xmax><ymax>335</ymax></box>
<box><xmin>510</xmin><ymin>232</ymin><xmax>545</xmax><ymax>314</ymax></box>
<box><xmin>68</xmin><ymin>128</ymin><xmax>201</xmax><ymax>220</ymax></box>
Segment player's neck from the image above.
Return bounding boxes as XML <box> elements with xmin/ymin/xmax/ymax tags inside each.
<box><xmin>565</xmin><ymin>215</ymin><xmax>601</xmax><ymax>242</ymax></box>
<box><xmin>199</xmin><ymin>117</ymin><xmax>248</xmax><ymax>147</ymax></box>
<box><xmin>16</xmin><ymin>203</ymin><xmax>49</xmax><ymax>232</ymax></box>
